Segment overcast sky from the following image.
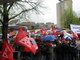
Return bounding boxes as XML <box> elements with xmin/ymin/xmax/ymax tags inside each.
<box><xmin>30</xmin><ymin>0</ymin><xmax>80</xmax><ymax>24</ymax></box>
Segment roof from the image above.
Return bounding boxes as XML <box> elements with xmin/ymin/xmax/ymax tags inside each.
<box><xmin>17</xmin><ymin>22</ymin><xmax>36</xmax><ymax>26</ymax></box>
<box><xmin>9</xmin><ymin>20</ymin><xmax>18</xmax><ymax>24</ymax></box>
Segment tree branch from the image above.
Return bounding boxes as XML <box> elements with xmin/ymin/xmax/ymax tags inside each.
<box><xmin>0</xmin><ymin>10</ymin><xmax>2</xmax><ymax>14</ymax></box>
<box><xmin>7</xmin><ymin>3</ymin><xmax>14</xmax><ymax>12</ymax></box>
<box><xmin>9</xmin><ymin>8</ymin><xmax>33</xmax><ymax>20</ymax></box>
<box><xmin>0</xmin><ymin>19</ymin><xmax>3</xmax><ymax>24</ymax></box>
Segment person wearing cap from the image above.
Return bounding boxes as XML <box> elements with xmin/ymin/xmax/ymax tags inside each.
<box><xmin>69</xmin><ymin>40</ymin><xmax>78</xmax><ymax>60</ymax></box>
<box><xmin>59</xmin><ymin>35</ymin><xmax>74</xmax><ymax>60</ymax></box>
<box><xmin>41</xmin><ymin>41</ymin><xmax>54</xmax><ymax>60</ymax></box>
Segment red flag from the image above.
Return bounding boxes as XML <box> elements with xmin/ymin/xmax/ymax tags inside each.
<box><xmin>51</xmin><ymin>26</ymin><xmax>56</xmax><ymax>36</ymax></box>
<box><xmin>14</xmin><ymin>28</ymin><xmax>27</xmax><ymax>42</ymax></box>
<box><xmin>23</xmin><ymin>38</ymin><xmax>34</xmax><ymax>53</ymax></box>
<box><xmin>40</xmin><ymin>28</ymin><xmax>43</xmax><ymax>33</ymax></box>
<box><xmin>1</xmin><ymin>40</ymin><xmax>14</xmax><ymax>60</ymax></box>
<box><xmin>71</xmin><ymin>31</ymin><xmax>79</xmax><ymax>39</ymax></box>
<box><xmin>14</xmin><ymin>28</ymin><xmax>36</xmax><ymax>54</ymax></box>
<box><xmin>14</xmin><ymin>28</ymin><xmax>28</xmax><ymax>47</ymax></box>
<box><xmin>24</xmin><ymin>38</ymin><xmax>38</xmax><ymax>54</ymax></box>
<box><xmin>29</xmin><ymin>38</ymin><xmax>38</xmax><ymax>54</ymax></box>
<box><xmin>41</xmin><ymin>29</ymin><xmax>46</xmax><ymax>36</ymax></box>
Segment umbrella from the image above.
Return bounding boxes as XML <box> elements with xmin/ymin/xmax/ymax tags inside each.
<box><xmin>64</xmin><ymin>36</ymin><xmax>73</xmax><ymax>41</ymax></box>
<box><xmin>41</xmin><ymin>35</ymin><xmax>56</xmax><ymax>41</ymax></box>
<box><xmin>48</xmin><ymin>30</ymin><xmax>53</xmax><ymax>33</ymax></box>
<box><xmin>36</xmin><ymin>34</ymin><xmax>41</xmax><ymax>36</ymax></box>
<box><xmin>56</xmin><ymin>30</ymin><xmax>63</xmax><ymax>33</ymax></box>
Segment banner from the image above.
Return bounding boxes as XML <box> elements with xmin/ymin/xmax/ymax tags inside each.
<box><xmin>14</xmin><ymin>28</ymin><xmax>38</xmax><ymax>54</ymax></box>
<box><xmin>70</xmin><ymin>24</ymin><xmax>80</xmax><ymax>34</ymax></box>
<box><xmin>1</xmin><ymin>40</ymin><xmax>14</xmax><ymax>60</ymax></box>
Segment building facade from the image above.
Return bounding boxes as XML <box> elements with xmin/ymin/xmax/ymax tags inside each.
<box><xmin>56</xmin><ymin>0</ymin><xmax>72</xmax><ymax>28</ymax></box>
<box><xmin>46</xmin><ymin>22</ymin><xmax>54</xmax><ymax>29</ymax></box>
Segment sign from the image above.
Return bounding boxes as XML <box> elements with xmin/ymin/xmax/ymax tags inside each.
<box><xmin>70</xmin><ymin>24</ymin><xmax>80</xmax><ymax>33</ymax></box>
<box><xmin>0</xmin><ymin>0</ymin><xmax>20</xmax><ymax>4</ymax></box>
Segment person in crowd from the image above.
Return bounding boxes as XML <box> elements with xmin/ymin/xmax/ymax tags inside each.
<box><xmin>35</xmin><ymin>34</ymin><xmax>41</xmax><ymax>44</ymax></box>
<box><xmin>33</xmin><ymin>34</ymin><xmax>43</xmax><ymax>60</ymax></box>
<box><xmin>69</xmin><ymin>39</ymin><xmax>78</xmax><ymax>60</ymax></box>
<box><xmin>76</xmin><ymin>39</ymin><xmax>80</xmax><ymax>60</ymax></box>
<box><xmin>61</xmin><ymin>39</ymin><xmax>70</xmax><ymax>60</ymax></box>
<box><xmin>55</xmin><ymin>39</ymin><xmax>62</xmax><ymax>60</ymax></box>
<box><xmin>38</xmin><ymin>39</ymin><xmax>54</xmax><ymax>60</ymax></box>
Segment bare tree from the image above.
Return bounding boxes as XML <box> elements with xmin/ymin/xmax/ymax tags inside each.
<box><xmin>0</xmin><ymin>0</ymin><xmax>44</xmax><ymax>41</ymax></box>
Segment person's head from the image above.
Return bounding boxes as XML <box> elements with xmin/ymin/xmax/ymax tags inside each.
<box><xmin>21</xmin><ymin>26</ymin><xmax>28</xmax><ymax>32</ymax></box>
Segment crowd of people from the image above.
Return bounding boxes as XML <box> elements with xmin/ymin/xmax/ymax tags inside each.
<box><xmin>0</xmin><ymin>26</ymin><xmax>80</xmax><ymax>60</ymax></box>
<box><xmin>11</xmin><ymin>27</ymin><xmax>80</xmax><ymax>60</ymax></box>
<box><xmin>34</xmin><ymin>33</ymin><xmax>80</xmax><ymax>60</ymax></box>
